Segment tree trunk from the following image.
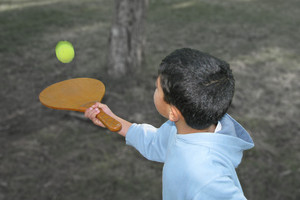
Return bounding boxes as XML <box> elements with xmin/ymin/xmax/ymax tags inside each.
<box><xmin>106</xmin><ymin>0</ymin><xmax>148</xmax><ymax>79</ymax></box>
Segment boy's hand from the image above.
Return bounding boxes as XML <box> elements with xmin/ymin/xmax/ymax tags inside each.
<box><xmin>84</xmin><ymin>102</ymin><xmax>116</xmax><ymax>128</ymax></box>
<box><xmin>84</xmin><ymin>102</ymin><xmax>132</xmax><ymax>137</ymax></box>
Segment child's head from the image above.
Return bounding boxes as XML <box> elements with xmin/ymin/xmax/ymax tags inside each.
<box><xmin>157</xmin><ymin>48</ymin><xmax>235</xmax><ymax>129</ymax></box>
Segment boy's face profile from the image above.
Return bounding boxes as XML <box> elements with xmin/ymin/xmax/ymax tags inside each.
<box><xmin>154</xmin><ymin>76</ymin><xmax>169</xmax><ymax>119</ymax></box>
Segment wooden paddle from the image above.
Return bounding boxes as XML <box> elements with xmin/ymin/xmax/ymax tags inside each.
<box><xmin>39</xmin><ymin>78</ymin><xmax>122</xmax><ymax>132</ymax></box>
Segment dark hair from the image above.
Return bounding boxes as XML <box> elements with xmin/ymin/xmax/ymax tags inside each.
<box><xmin>158</xmin><ymin>48</ymin><xmax>235</xmax><ymax>129</ymax></box>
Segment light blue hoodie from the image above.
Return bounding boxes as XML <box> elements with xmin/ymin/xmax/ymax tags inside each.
<box><xmin>126</xmin><ymin>114</ymin><xmax>254</xmax><ymax>200</ymax></box>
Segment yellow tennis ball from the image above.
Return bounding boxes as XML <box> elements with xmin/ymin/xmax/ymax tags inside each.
<box><xmin>55</xmin><ymin>41</ymin><xmax>75</xmax><ymax>63</ymax></box>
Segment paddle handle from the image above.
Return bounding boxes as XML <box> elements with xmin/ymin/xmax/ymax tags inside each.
<box><xmin>96</xmin><ymin>109</ymin><xmax>122</xmax><ymax>132</ymax></box>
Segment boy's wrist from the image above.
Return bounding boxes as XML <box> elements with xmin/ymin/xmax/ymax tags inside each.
<box><xmin>116</xmin><ymin>117</ymin><xmax>132</xmax><ymax>137</ymax></box>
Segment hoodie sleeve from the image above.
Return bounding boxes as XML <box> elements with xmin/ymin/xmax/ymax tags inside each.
<box><xmin>193</xmin><ymin>176</ymin><xmax>247</xmax><ymax>200</ymax></box>
<box><xmin>125</xmin><ymin>121</ymin><xmax>175</xmax><ymax>163</ymax></box>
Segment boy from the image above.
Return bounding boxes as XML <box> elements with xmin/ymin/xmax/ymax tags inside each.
<box><xmin>85</xmin><ymin>48</ymin><xmax>254</xmax><ymax>199</ymax></box>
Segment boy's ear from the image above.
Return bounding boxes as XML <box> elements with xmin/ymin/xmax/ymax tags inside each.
<box><xmin>168</xmin><ymin>105</ymin><xmax>181</xmax><ymax>122</ymax></box>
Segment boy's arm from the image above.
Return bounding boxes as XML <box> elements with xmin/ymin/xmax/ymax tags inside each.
<box><xmin>85</xmin><ymin>102</ymin><xmax>174</xmax><ymax>162</ymax></box>
<box><xmin>125</xmin><ymin>120</ymin><xmax>175</xmax><ymax>162</ymax></box>
<box><xmin>84</xmin><ymin>102</ymin><xmax>132</xmax><ymax>137</ymax></box>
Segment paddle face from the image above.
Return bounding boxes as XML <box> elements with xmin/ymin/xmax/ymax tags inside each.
<box><xmin>39</xmin><ymin>78</ymin><xmax>122</xmax><ymax>132</ymax></box>
<box><xmin>39</xmin><ymin>78</ymin><xmax>105</xmax><ymax>112</ymax></box>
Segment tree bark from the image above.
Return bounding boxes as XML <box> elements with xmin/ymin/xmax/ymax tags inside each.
<box><xmin>106</xmin><ymin>0</ymin><xmax>148</xmax><ymax>79</ymax></box>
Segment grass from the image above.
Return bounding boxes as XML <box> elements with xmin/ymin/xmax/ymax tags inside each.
<box><xmin>1</xmin><ymin>0</ymin><xmax>299</xmax><ymax>199</ymax></box>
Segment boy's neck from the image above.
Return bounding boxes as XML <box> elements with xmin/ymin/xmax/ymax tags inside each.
<box><xmin>175</xmin><ymin>120</ymin><xmax>216</xmax><ymax>134</ymax></box>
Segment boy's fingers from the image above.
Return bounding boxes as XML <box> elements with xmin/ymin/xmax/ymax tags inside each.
<box><xmin>91</xmin><ymin>103</ymin><xmax>111</xmax><ymax>115</ymax></box>
<box><xmin>91</xmin><ymin>102</ymin><xmax>109</xmax><ymax>111</ymax></box>
<box><xmin>91</xmin><ymin>103</ymin><xmax>99</xmax><ymax>108</ymax></box>
<box><xmin>92</xmin><ymin>112</ymin><xmax>105</xmax><ymax>127</ymax></box>
<box><xmin>90</xmin><ymin>108</ymin><xmax>100</xmax><ymax>118</ymax></box>
<box><xmin>91</xmin><ymin>103</ymin><xmax>107</xmax><ymax>112</ymax></box>
<box><xmin>84</xmin><ymin>107</ymin><xmax>93</xmax><ymax>117</ymax></box>
<box><xmin>93</xmin><ymin>102</ymin><xmax>102</xmax><ymax>108</ymax></box>
<box><xmin>92</xmin><ymin>117</ymin><xmax>103</xmax><ymax>126</ymax></box>
<box><xmin>85</xmin><ymin>107</ymin><xmax>99</xmax><ymax>119</ymax></box>
<box><xmin>85</xmin><ymin>103</ymin><xmax>112</xmax><ymax>128</ymax></box>
<box><xmin>85</xmin><ymin>107</ymin><xmax>105</xmax><ymax>127</ymax></box>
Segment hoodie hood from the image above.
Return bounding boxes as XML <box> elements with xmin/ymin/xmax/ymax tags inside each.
<box><xmin>176</xmin><ymin>114</ymin><xmax>254</xmax><ymax>168</ymax></box>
